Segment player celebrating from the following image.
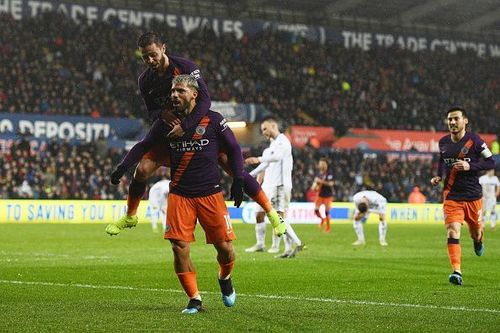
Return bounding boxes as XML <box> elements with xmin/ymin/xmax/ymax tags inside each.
<box><xmin>159</xmin><ymin>75</ymin><xmax>243</xmax><ymax>313</ymax></box>
<box><xmin>106</xmin><ymin>31</ymin><xmax>285</xmax><ymax>237</ymax></box>
<box><xmin>311</xmin><ymin>157</ymin><xmax>335</xmax><ymax>233</ymax></box>
<box><xmin>105</xmin><ymin>31</ymin><xmax>211</xmax><ymax>234</ymax></box>
<box><xmin>351</xmin><ymin>190</ymin><xmax>388</xmax><ymax>246</ymax></box>
<box><xmin>148</xmin><ymin>177</ymin><xmax>170</xmax><ymax>232</ymax></box>
<box><xmin>430</xmin><ymin>107</ymin><xmax>495</xmax><ymax>286</ymax></box>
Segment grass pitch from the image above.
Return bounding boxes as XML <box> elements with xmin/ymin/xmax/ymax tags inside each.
<box><xmin>0</xmin><ymin>222</ymin><xmax>499</xmax><ymax>332</ymax></box>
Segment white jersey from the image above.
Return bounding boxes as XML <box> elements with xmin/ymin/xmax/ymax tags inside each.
<box><xmin>479</xmin><ymin>175</ymin><xmax>499</xmax><ymax>200</ymax></box>
<box><xmin>249</xmin><ymin>133</ymin><xmax>293</xmax><ymax>189</ymax></box>
<box><xmin>148</xmin><ymin>179</ymin><xmax>170</xmax><ymax>207</ymax></box>
<box><xmin>353</xmin><ymin>190</ymin><xmax>387</xmax><ymax>214</ymax></box>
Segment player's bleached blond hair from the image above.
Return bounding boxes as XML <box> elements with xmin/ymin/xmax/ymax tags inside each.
<box><xmin>172</xmin><ymin>74</ymin><xmax>199</xmax><ymax>91</ymax></box>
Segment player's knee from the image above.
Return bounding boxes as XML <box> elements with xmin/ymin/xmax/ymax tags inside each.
<box><xmin>135</xmin><ymin>160</ymin><xmax>157</xmax><ymax>180</ymax></box>
<box><xmin>314</xmin><ymin>209</ymin><xmax>321</xmax><ymax>218</ymax></box>
<box><xmin>170</xmin><ymin>240</ymin><xmax>190</xmax><ymax>256</ymax></box>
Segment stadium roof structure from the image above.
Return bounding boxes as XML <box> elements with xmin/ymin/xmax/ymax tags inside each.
<box><xmin>71</xmin><ymin>0</ymin><xmax>500</xmax><ymax>38</ymax></box>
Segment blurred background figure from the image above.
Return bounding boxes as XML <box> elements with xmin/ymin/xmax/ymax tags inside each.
<box><xmin>479</xmin><ymin>170</ymin><xmax>499</xmax><ymax>230</ymax></box>
<box><xmin>408</xmin><ymin>186</ymin><xmax>426</xmax><ymax>204</ymax></box>
<box><xmin>148</xmin><ymin>177</ymin><xmax>170</xmax><ymax>233</ymax></box>
<box><xmin>311</xmin><ymin>157</ymin><xmax>335</xmax><ymax>233</ymax></box>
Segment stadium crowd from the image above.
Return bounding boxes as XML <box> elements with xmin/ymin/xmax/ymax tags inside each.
<box><xmin>0</xmin><ymin>138</ymin><xmax>442</xmax><ymax>203</ymax></box>
<box><xmin>1</xmin><ymin>12</ymin><xmax>499</xmax><ymax>135</ymax></box>
<box><xmin>0</xmin><ymin>12</ymin><xmax>497</xmax><ymax>203</ymax></box>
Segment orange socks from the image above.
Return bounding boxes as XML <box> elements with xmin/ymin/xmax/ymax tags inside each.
<box><xmin>447</xmin><ymin>238</ymin><xmax>461</xmax><ymax>272</ymax></box>
<box><xmin>325</xmin><ymin>216</ymin><xmax>331</xmax><ymax>232</ymax></box>
<box><xmin>176</xmin><ymin>272</ymin><xmax>199</xmax><ymax>298</ymax></box>
<box><xmin>126</xmin><ymin>195</ymin><xmax>141</xmax><ymax>216</ymax></box>
<box><xmin>252</xmin><ymin>190</ymin><xmax>273</xmax><ymax>213</ymax></box>
<box><xmin>219</xmin><ymin>261</ymin><xmax>234</xmax><ymax>280</ymax></box>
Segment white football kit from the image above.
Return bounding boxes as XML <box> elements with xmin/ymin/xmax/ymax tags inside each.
<box><xmin>248</xmin><ymin>133</ymin><xmax>301</xmax><ymax>255</ymax></box>
<box><xmin>479</xmin><ymin>174</ymin><xmax>499</xmax><ymax>211</ymax></box>
<box><xmin>148</xmin><ymin>179</ymin><xmax>170</xmax><ymax>232</ymax></box>
<box><xmin>352</xmin><ymin>190</ymin><xmax>388</xmax><ymax>246</ymax></box>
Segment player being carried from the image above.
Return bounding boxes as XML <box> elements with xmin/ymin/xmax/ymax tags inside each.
<box><xmin>106</xmin><ymin>31</ymin><xmax>285</xmax><ymax>237</ymax></box>
<box><xmin>430</xmin><ymin>106</ymin><xmax>495</xmax><ymax>285</ymax></box>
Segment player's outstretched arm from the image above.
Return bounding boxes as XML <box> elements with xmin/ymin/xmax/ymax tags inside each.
<box><xmin>110</xmin><ymin>120</ymin><xmax>167</xmax><ymax>185</ymax></box>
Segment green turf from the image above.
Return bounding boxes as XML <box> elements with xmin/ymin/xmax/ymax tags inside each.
<box><xmin>0</xmin><ymin>223</ymin><xmax>499</xmax><ymax>332</ymax></box>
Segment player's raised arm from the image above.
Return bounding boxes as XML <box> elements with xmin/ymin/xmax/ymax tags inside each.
<box><xmin>179</xmin><ymin>66</ymin><xmax>211</xmax><ymax>131</ymax></box>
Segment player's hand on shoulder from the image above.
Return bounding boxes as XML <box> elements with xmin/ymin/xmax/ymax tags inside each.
<box><xmin>167</xmin><ymin>124</ymin><xmax>184</xmax><ymax>138</ymax></box>
<box><xmin>160</xmin><ymin>110</ymin><xmax>181</xmax><ymax>127</ymax></box>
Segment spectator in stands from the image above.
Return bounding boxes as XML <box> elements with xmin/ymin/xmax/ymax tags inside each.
<box><xmin>408</xmin><ymin>186</ymin><xmax>427</xmax><ymax>204</ymax></box>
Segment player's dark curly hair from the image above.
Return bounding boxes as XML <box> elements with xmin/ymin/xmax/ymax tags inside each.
<box><xmin>357</xmin><ymin>202</ymin><xmax>368</xmax><ymax>213</ymax></box>
<box><xmin>137</xmin><ymin>31</ymin><xmax>163</xmax><ymax>48</ymax></box>
<box><xmin>447</xmin><ymin>106</ymin><xmax>467</xmax><ymax>118</ymax></box>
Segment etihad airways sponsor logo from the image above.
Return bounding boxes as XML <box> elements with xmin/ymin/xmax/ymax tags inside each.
<box><xmin>444</xmin><ymin>157</ymin><xmax>471</xmax><ymax>166</ymax></box>
<box><xmin>170</xmin><ymin>139</ymin><xmax>210</xmax><ymax>152</ymax></box>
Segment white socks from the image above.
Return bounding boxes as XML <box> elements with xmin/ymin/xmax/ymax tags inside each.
<box><xmin>353</xmin><ymin>220</ymin><xmax>365</xmax><ymax>242</ymax></box>
<box><xmin>271</xmin><ymin>233</ymin><xmax>281</xmax><ymax>249</ymax></box>
<box><xmin>284</xmin><ymin>222</ymin><xmax>302</xmax><ymax>246</ymax></box>
<box><xmin>379</xmin><ymin>221</ymin><xmax>387</xmax><ymax>242</ymax></box>
<box><xmin>490</xmin><ymin>212</ymin><xmax>497</xmax><ymax>229</ymax></box>
<box><xmin>255</xmin><ymin>222</ymin><xmax>267</xmax><ymax>248</ymax></box>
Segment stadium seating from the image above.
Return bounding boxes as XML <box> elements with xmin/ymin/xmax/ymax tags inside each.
<box><xmin>0</xmin><ymin>12</ymin><xmax>497</xmax><ymax>202</ymax></box>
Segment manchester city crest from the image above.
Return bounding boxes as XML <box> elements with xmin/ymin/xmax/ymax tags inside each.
<box><xmin>195</xmin><ymin>126</ymin><xmax>206</xmax><ymax>135</ymax></box>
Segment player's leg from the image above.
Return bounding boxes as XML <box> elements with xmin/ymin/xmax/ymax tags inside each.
<box><xmin>149</xmin><ymin>203</ymin><xmax>159</xmax><ymax>232</ymax></box>
<box><xmin>378</xmin><ymin>212</ymin><xmax>388</xmax><ymax>246</ymax></box>
<box><xmin>276</xmin><ymin>187</ymin><xmax>304</xmax><ymax>258</ymax></box>
<box><xmin>245</xmin><ymin>211</ymin><xmax>267</xmax><ymax>252</ymax></box>
<box><xmin>352</xmin><ymin>210</ymin><xmax>366</xmax><ymax>245</ymax></box>
<box><xmin>196</xmin><ymin>192</ymin><xmax>237</xmax><ymax>307</ymax></box>
<box><xmin>490</xmin><ymin>207</ymin><xmax>497</xmax><ymax>230</ymax></box>
<box><xmin>324</xmin><ymin>197</ymin><xmax>332</xmax><ymax>233</ymax></box>
<box><xmin>314</xmin><ymin>197</ymin><xmax>324</xmax><ymax>229</ymax></box>
<box><xmin>213</xmin><ymin>241</ymin><xmax>236</xmax><ymax>307</ymax></box>
<box><xmin>164</xmin><ymin>193</ymin><xmax>202</xmax><ymax>313</ymax></box>
<box><xmin>464</xmin><ymin>199</ymin><xmax>484</xmax><ymax>257</ymax></box>
<box><xmin>218</xmin><ymin>154</ymin><xmax>286</xmax><ymax>236</ymax></box>
<box><xmin>444</xmin><ymin>199</ymin><xmax>464</xmax><ymax>285</ymax></box>
<box><xmin>159</xmin><ymin>200</ymin><xmax>167</xmax><ymax>232</ymax></box>
<box><xmin>105</xmin><ymin>157</ymin><xmax>160</xmax><ymax>235</ymax></box>
<box><xmin>148</xmin><ymin>192</ymin><xmax>161</xmax><ymax>232</ymax></box>
<box><xmin>485</xmin><ymin>199</ymin><xmax>497</xmax><ymax>230</ymax></box>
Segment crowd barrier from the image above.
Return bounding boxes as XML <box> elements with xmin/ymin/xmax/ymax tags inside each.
<box><xmin>2</xmin><ymin>200</ymin><xmax>497</xmax><ymax>224</ymax></box>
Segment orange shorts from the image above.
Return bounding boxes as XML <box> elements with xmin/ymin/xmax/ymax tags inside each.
<box><xmin>315</xmin><ymin>196</ymin><xmax>333</xmax><ymax>209</ymax></box>
<box><xmin>165</xmin><ymin>192</ymin><xmax>236</xmax><ymax>244</ymax></box>
<box><xmin>143</xmin><ymin>143</ymin><xmax>171</xmax><ymax>167</ymax></box>
<box><xmin>443</xmin><ymin>198</ymin><xmax>483</xmax><ymax>228</ymax></box>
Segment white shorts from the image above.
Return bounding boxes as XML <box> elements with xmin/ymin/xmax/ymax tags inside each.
<box><xmin>483</xmin><ymin>198</ymin><xmax>497</xmax><ymax>212</ymax></box>
<box><xmin>149</xmin><ymin>195</ymin><xmax>167</xmax><ymax>211</ymax></box>
<box><xmin>255</xmin><ymin>185</ymin><xmax>291</xmax><ymax>213</ymax></box>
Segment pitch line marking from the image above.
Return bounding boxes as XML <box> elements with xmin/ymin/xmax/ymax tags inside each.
<box><xmin>1</xmin><ymin>279</ymin><xmax>499</xmax><ymax>314</ymax></box>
